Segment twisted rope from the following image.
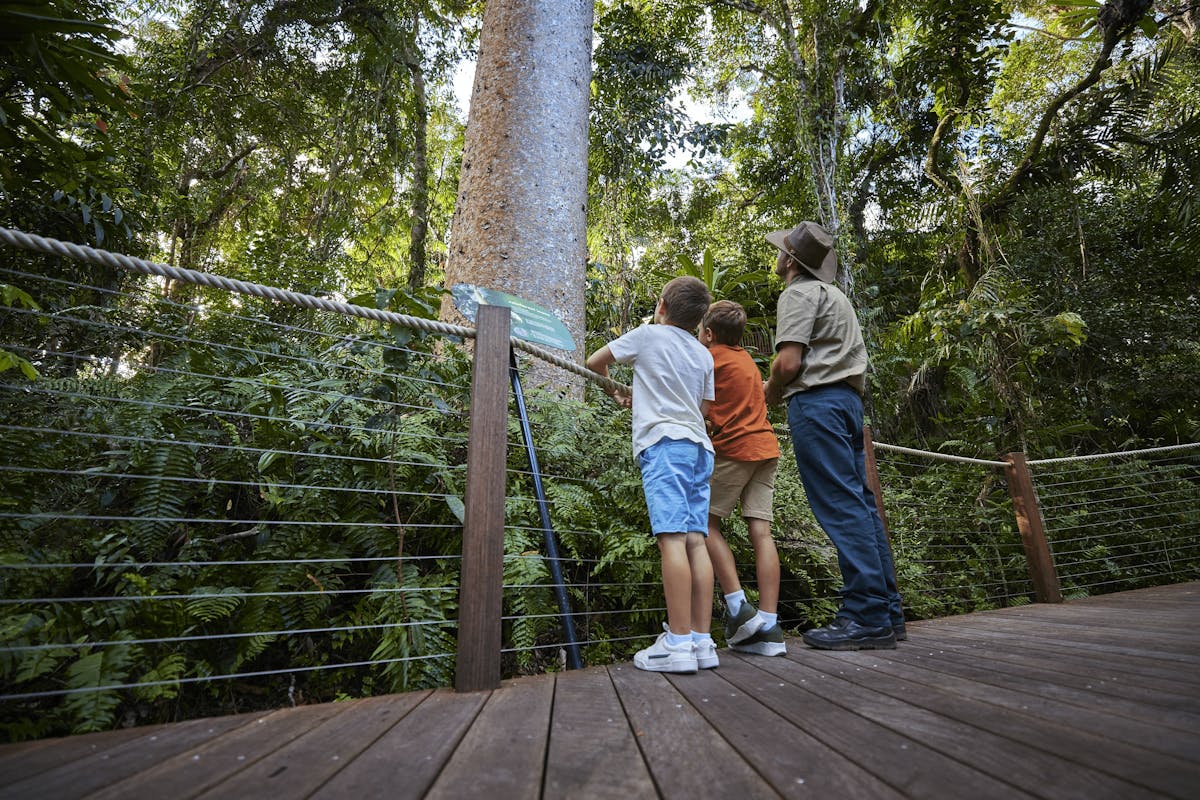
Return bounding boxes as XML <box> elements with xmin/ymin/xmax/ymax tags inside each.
<box><xmin>11</xmin><ymin>227</ymin><xmax>1192</xmax><ymax>466</ymax></box>
<box><xmin>0</xmin><ymin>227</ymin><xmax>630</xmax><ymax>394</ymax></box>
<box><xmin>869</xmin><ymin>440</ymin><xmax>1200</xmax><ymax>467</ymax></box>
<box><xmin>1026</xmin><ymin>441</ymin><xmax>1200</xmax><ymax>466</ymax></box>
<box><xmin>871</xmin><ymin>441</ymin><xmax>1008</xmax><ymax>467</ymax></box>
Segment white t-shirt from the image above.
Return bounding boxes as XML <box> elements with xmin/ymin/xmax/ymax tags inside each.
<box><xmin>608</xmin><ymin>323</ymin><xmax>715</xmax><ymax>457</ymax></box>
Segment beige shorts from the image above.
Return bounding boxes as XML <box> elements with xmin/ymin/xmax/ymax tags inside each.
<box><xmin>708</xmin><ymin>456</ymin><xmax>778</xmax><ymax>521</ymax></box>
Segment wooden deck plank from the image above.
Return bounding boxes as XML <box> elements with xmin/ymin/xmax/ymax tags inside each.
<box><xmin>84</xmin><ymin>702</ymin><xmax>349</xmax><ymax>800</ymax></box>
<box><xmin>906</xmin><ymin>620</ymin><xmax>1200</xmax><ymax>672</ymax></box>
<box><xmin>904</xmin><ymin>626</ymin><xmax>1200</xmax><ymax>698</ymax></box>
<box><xmin>894</xmin><ymin>642</ymin><xmax>1200</xmax><ymax>731</ymax></box>
<box><xmin>542</xmin><ymin>665</ymin><xmax>657</xmax><ymax>799</ymax></box>
<box><xmin>899</xmin><ymin>632</ymin><xmax>1200</xmax><ymax>717</ymax></box>
<box><xmin>607</xmin><ymin>662</ymin><xmax>778</xmax><ymax>800</ymax></box>
<box><xmin>196</xmin><ymin>691</ymin><xmax>429</xmax><ymax>799</ymax></box>
<box><xmin>308</xmin><ymin>689</ymin><xmax>487</xmax><ymax>799</ymax></box>
<box><xmin>0</xmin><ymin>583</ymin><xmax>1197</xmax><ymax>798</ymax></box>
<box><xmin>0</xmin><ymin>721</ymin><xmax>168</xmax><ymax>784</ymax></box>
<box><xmin>0</xmin><ymin>713</ymin><xmax>252</xmax><ymax>800</ymax></box>
<box><xmin>819</xmin><ymin>652</ymin><xmax>1200</xmax><ymax>798</ymax></box>
<box><xmin>907</xmin><ymin>622</ymin><xmax>1200</xmax><ymax>687</ymax></box>
<box><xmin>740</xmin><ymin>649</ymin><xmax>1149</xmax><ymax>800</ymax></box>
<box><xmin>711</xmin><ymin>652</ymin><xmax>1029</xmax><ymax>799</ymax></box>
<box><xmin>929</xmin><ymin>614</ymin><xmax>1200</xmax><ymax>662</ymax></box>
<box><xmin>870</xmin><ymin>644</ymin><xmax>1200</xmax><ymax>758</ymax></box>
<box><xmin>983</xmin><ymin>602</ymin><xmax>1198</xmax><ymax>629</ymax></box>
<box><xmin>423</xmin><ymin>674</ymin><xmax>554</xmax><ymax>800</ymax></box>
<box><xmin>1071</xmin><ymin>583</ymin><xmax>1199</xmax><ymax>603</ymax></box>
<box><xmin>965</xmin><ymin>610</ymin><xmax>1200</xmax><ymax>648</ymax></box>
<box><xmin>665</xmin><ymin>660</ymin><xmax>906</xmax><ymax>798</ymax></box>
<box><xmin>820</xmin><ymin>653</ymin><xmax>1200</xmax><ymax>799</ymax></box>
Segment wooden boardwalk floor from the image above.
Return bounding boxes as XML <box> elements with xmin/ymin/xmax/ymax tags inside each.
<box><xmin>2</xmin><ymin>582</ymin><xmax>1198</xmax><ymax>799</ymax></box>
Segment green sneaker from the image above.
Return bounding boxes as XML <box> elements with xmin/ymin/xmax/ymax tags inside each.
<box><xmin>724</xmin><ymin>603</ymin><xmax>763</xmax><ymax>645</ymax></box>
<box><xmin>731</xmin><ymin>623</ymin><xmax>787</xmax><ymax>656</ymax></box>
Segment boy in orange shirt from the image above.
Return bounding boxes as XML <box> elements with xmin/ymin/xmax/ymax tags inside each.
<box><xmin>700</xmin><ymin>300</ymin><xmax>786</xmax><ymax>656</ymax></box>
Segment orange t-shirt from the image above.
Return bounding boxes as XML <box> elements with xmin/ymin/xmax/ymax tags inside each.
<box><xmin>707</xmin><ymin>344</ymin><xmax>780</xmax><ymax>461</ymax></box>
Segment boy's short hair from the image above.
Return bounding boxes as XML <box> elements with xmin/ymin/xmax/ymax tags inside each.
<box><xmin>660</xmin><ymin>276</ymin><xmax>712</xmax><ymax>330</ymax></box>
<box><xmin>702</xmin><ymin>300</ymin><xmax>747</xmax><ymax>346</ymax></box>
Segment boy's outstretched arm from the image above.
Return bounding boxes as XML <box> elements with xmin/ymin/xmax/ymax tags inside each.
<box><xmin>586</xmin><ymin>346</ymin><xmax>632</xmax><ymax>408</ymax></box>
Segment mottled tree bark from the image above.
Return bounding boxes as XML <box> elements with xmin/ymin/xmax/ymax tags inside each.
<box><xmin>441</xmin><ymin>0</ymin><xmax>593</xmax><ymax>379</ymax></box>
<box><xmin>405</xmin><ymin>25</ymin><xmax>429</xmax><ymax>294</ymax></box>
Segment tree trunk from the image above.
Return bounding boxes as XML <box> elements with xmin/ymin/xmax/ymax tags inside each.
<box><xmin>406</xmin><ymin>20</ymin><xmax>430</xmax><ymax>293</ymax></box>
<box><xmin>718</xmin><ymin>0</ymin><xmax>875</xmax><ymax>293</ymax></box>
<box><xmin>441</xmin><ymin>0</ymin><xmax>593</xmax><ymax>381</ymax></box>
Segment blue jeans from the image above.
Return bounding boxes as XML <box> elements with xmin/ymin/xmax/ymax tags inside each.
<box><xmin>787</xmin><ymin>385</ymin><xmax>903</xmax><ymax>628</ymax></box>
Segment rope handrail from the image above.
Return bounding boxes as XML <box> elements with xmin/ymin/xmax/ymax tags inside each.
<box><xmin>1026</xmin><ymin>441</ymin><xmax>1200</xmax><ymax>465</ymax></box>
<box><xmin>0</xmin><ymin>226</ymin><xmax>631</xmax><ymax>394</ymax></box>
<box><xmin>870</xmin><ymin>441</ymin><xmax>1008</xmax><ymax>467</ymax></box>
<box><xmin>2</xmin><ymin>229</ymin><xmax>1194</xmax><ymax>467</ymax></box>
<box><xmin>872</xmin><ymin>440</ymin><xmax>1200</xmax><ymax>468</ymax></box>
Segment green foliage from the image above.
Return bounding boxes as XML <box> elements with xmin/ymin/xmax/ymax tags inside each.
<box><xmin>0</xmin><ymin>274</ymin><xmax>478</xmax><ymax>738</ymax></box>
<box><xmin>0</xmin><ymin>0</ymin><xmax>132</xmax><ymax>242</ymax></box>
<box><xmin>1035</xmin><ymin>457</ymin><xmax>1200</xmax><ymax>594</ymax></box>
<box><xmin>62</xmin><ymin>644</ymin><xmax>134</xmax><ymax>733</ymax></box>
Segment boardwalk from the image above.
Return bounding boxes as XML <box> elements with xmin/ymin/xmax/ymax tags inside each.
<box><xmin>2</xmin><ymin>582</ymin><xmax>1198</xmax><ymax>799</ymax></box>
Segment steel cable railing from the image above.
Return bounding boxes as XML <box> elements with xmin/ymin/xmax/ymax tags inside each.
<box><xmin>3</xmin><ymin>227</ymin><xmax>1198</xmax><ymax>740</ymax></box>
<box><xmin>0</xmin><ymin>257</ymin><xmax>474</xmax><ymax>734</ymax></box>
<box><xmin>1028</xmin><ymin>447</ymin><xmax>1200</xmax><ymax>595</ymax></box>
<box><xmin>833</xmin><ymin>449</ymin><xmax>1027</xmax><ymax>618</ymax></box>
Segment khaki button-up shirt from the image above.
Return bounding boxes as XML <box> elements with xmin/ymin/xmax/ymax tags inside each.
<box><xmin>774</xmin><ymin>274</ymin><xmax>867</xmax><ymax>399</ymax></box>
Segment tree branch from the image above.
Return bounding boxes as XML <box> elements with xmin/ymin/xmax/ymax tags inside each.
<box><xmin>1008</xmin><ymin>23</ymin><xmax>1090</xmax><ymax>42</ymax></box>
<box><xmin>987</xmin><ymin>24</ymin><xmax>1126</xmax><ymax>214</ymax></box>
<box><xmin>708</xmin><ymin>0</ymin><xmax>771</xmax><ymax>19</ymax></box>
<box><xmin>924</xmin><ymin>111</ymin><xmax>958</xmax><ymax>193</ymax></box>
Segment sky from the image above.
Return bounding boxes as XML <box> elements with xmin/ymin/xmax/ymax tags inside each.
<box><xmin>452</xmin><ymin>58</ymin><xmax>746</xmax><ymax>171</ymax></box>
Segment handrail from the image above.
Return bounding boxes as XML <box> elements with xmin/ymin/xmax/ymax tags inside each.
<box><xmin>0</xmin><ymin>227</ymin><xmax>631</xmax><ymax>395</ymax></box>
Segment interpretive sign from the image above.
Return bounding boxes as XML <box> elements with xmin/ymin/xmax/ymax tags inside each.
<box><xmin>450</xmin><ymin>283</ymin><xmax>576</xmax><ymax>352</ymax></box>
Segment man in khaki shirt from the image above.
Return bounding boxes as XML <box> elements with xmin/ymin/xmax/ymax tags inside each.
<box><xmin>763</xmin><ymin>221</ymin><xmax>905</xmax><ymax>650</ymax></box>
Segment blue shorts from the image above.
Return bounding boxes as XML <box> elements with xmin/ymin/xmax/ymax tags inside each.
<box><xmin>636</xmin><ymin>438</ymin><xmax>714</xmax><ymax>536</ymax></box>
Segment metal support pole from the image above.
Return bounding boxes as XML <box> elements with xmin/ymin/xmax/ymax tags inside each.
<box><xmin>509</xmin><ymin>350</ymin><xmax>584</xmax><ymax>669</ymax></box>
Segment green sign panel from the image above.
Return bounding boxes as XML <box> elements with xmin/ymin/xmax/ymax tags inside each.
<box><xmin>450</xmin><ymin>283</ymin><xmax>577</xmax><ymax>352</ymax></box>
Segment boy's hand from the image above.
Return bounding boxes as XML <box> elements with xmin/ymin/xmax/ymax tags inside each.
<box><xmin>764</xmin><ymin>379</ymin><xmax>782</xmax><ymax>406</ymax></box>
<box><xmin>587</xmin><ymin>346</ymin><xmax>631</xmax><ymax>408</ymax></box>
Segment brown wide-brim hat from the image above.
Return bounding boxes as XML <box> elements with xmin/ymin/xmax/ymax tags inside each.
<box><xmin>766</xmin><ymin>221</ymin><xmax>837</xmax><ymax>283</ymax></box>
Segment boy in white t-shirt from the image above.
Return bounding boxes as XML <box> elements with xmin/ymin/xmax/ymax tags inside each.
<box><xmin>586</xmin><ymin>276</ymin><xmax>718</xmax><ymax>673</ymax></box>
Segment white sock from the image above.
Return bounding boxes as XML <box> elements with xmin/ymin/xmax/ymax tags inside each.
<box><xmin>758</xmin><ymin>611</ymin><xmax>778</xmax><ymax>628</ymax></box>
<box><xmin>691</xmin><ymin>631</ymin><xmax>713</xmax><ymax>643</ymax></box>
<box><xmin>724</xmin><ymin>590</ymin><xmax>746</xmax><ymax>615</ymax></box>
<box><xmin>665</xmin><ymin>630</ymin><xmax>691</xmax><ymax>647</ymax></box>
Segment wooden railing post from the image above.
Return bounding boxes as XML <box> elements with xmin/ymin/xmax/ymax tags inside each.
<box><xmin>1004</xmin><ymin>452</ymin><xmax>1063</xmax><ymax>603</ymax></box>
<box><xmin>456</xmin><ymin>304</ymin><xmax>511</xmax><ymax>692</ymax></box>
<box><xmin>862</xmin><ymin>426</ymin><xmax>891</xmax><ymax>541</ymax></box>
<box><xmin>863</xmin><ymin>425</ymin><xmax>900</xmax><ymax>590</ymax></box>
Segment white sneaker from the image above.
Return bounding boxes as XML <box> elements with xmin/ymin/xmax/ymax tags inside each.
<box><xmin>634</xmin><ymin>626</ymin><xmax>698</xmax><ymax>673</ymax></box>
<box><xmin>695</xmin><ymin>636</ymin><xmax>719</xmax><ymax>669</ymax></box>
